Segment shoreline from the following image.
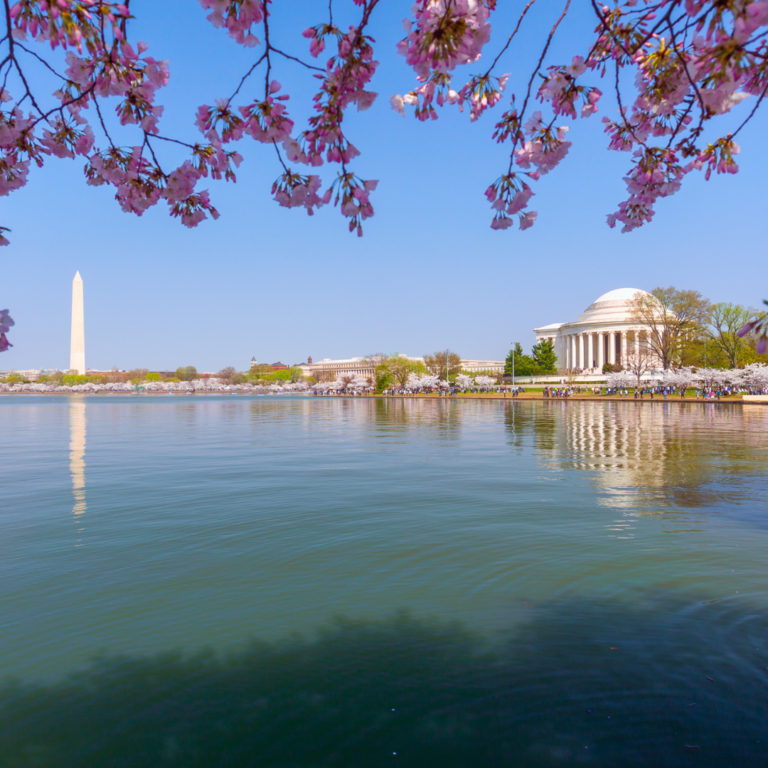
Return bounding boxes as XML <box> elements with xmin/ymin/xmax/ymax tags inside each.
<box><xmin>1</xmin><ymin>391</ymin><xmax>764</xmax><ymax>405</ymax></box>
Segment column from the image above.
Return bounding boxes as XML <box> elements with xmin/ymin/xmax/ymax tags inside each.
<box><xmin>571</xmin><ymin>335</ymin><xmax>577</xmax><ymax>369</ymax></box>
<box><xmin>608</xmin><ymin>331</ymin><xmax>616</xmax><ymax>365</ymax></box>
<box><xmin>621</xmin><ymin>332</ymin><xmax>628</xmax><ymax>368</ymax></box>
<box><xmin>597</xmin><ymin>333</ymin><xmax>604</xmax><ymax>370</ymax></box>
<box><xmin>587</xmin><ymin>333</ymin><xmax>594</xmax><ymax>372</ymax></box>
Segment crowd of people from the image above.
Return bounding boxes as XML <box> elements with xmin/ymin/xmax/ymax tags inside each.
<box><xmin>605</xmin><ymin>364</ymin><xmax>768</xmax><ymax>396</ymax></box>
<box><xmin>2</xmin><ymin>364</ymin><xmax>766</xmax><ymax>398</ymax></box>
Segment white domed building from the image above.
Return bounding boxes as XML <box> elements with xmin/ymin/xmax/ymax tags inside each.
<box><xmin>534</xmin><ymin>288</ymin><xmax>654</xmax><ymax>372</ymax></box>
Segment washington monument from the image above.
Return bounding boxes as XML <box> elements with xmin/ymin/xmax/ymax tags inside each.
<box><xmin>70</xmin><ymin>271</ymin><xmax>85</xmax><ymax>375</ymax></box>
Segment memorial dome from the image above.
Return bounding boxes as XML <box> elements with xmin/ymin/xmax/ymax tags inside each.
<box><xmin>533</xmin><ymin>287</ymin><xmax>659</xmax><ymax>373</ymax></box>
<box><xmin>577</xmin><ymin>287</ymin><xmax>649</xmax><ymax>323</ymax></box>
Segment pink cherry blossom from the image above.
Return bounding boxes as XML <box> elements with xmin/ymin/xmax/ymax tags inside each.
<box><xmin>0</xmin><ymin>309</ymin><xmax>14</xmax><ymax>333</ymax></box>
<box><xmin>0</xmin><ymin>0</ymin><xmax>766</xmax><ymax>295</ymax></box>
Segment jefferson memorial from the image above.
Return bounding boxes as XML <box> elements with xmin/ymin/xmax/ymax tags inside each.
<box><xmin>534</xmin><ymin>288</ymin><xmax>651</xmax><ymax>372</ymax></box>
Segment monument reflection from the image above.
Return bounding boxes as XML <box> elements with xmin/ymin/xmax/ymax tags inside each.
<box><xmin>69</xmin><ymin>398</ymin><xmax>86</xmax><ymax>516</ymax></box>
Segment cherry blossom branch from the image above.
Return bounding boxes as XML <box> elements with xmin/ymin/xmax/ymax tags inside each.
<box><xmin>2</xmin><ymin>1</ymin><xmax>768</xmax><ymax>250</ymax></box>
<box><xmin>484</xmin><ymin>0</ymin><xmax>537</xmax><ymax>76</ymax></box>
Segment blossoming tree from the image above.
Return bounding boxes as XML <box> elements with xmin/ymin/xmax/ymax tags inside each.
<box><xmin>2</xmin><ymin>0</ymin><xmax>768</xmax><ymax>352</ymax></box>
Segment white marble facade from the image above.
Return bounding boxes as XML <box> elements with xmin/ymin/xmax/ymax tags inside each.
<box><xmin>533</xmin><ymin>288</ymin><xmax>653</xmax><ymax>372</ymax></box>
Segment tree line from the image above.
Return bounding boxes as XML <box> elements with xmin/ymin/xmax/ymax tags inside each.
<box><xmin>629</xmin><ymin>290</ymin><xmax>767</xmax><ymax>370</ymax></box>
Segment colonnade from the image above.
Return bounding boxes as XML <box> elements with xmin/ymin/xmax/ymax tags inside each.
<box><xmin>540</xmin><ymin>329</ymin><xmax>646</xmax><ymax>372</ymax></box>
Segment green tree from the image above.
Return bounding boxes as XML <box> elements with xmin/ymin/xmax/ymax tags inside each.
<box><xmin>531</xmin><ymin>339</ymin><xmax>557</xmax><ymax>373</ymax></box>
<box><xmin>374</xmin><ymin>368</ymin><xmax>393</xmax><ymax>392</ymax></box>
<box><xmin>145</xmin><ymin>372</ymin><xmax>162</xmax><ymax>382</ymax></box>
<box><xmin>266</xmin><ymin>369</ymin><xmax>292</xmax><ymax>382</ymax></box>
<box><xmin>707</xmin><ymin>303</ymin><xmax>760</xmax><ymax>369</ymax></box>
<box><xmin>175</xmin><ymin>366</ymin><xmax>198</xmax><ymax>381</ymax></box>
<box><xmin>505</xmin><ymin>343</ymin><xmax>536</xmax><ymax>377</ymax></box>
<box><xmin>630</xmin><ymin>287</ymin><xmax>711</xmax><ymax>369</ymax></box>
<box><xmin>423</xmin><ymin>350</ymin><xmax>461</xmax><ymax>381</ymax></box>
<box><xmin>377</xmin><ymin>355</ymin><xmax>427</xmax><ymax>389</ymax></box>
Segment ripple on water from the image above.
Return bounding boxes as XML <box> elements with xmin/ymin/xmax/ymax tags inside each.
<box><xmin>1</xmin><ymin>396</ymin><xmax>767</xmax><ymax>765</ymax></box>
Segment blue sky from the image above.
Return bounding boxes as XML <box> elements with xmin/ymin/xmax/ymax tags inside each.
<box><xmin>3</xmin><ymin>0</ymin><xmax>767</xmax><ymax>372</ymax></box>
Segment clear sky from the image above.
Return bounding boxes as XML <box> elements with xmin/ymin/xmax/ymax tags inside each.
<box><xmin>3</xmin><ymin>1</ymin><xmax>767</xmax><ymax>372</ymax></box>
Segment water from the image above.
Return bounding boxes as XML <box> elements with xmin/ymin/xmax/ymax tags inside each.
<box><xmin>2</xmin><ymin>395</ymin><xmax>768</xmax><ymax>767</ymax></box>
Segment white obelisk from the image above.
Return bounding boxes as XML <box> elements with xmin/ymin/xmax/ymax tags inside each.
<box><xmin>70</xmin><ymin>271</ymin><xmax>85</xmax><ymax>374</ymax></box>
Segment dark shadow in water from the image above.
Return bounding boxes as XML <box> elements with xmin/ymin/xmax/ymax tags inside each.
<box><xmin>3</xmin><ymin>601</ymin><xmax>767</xmax><ymax>767</ymax></box>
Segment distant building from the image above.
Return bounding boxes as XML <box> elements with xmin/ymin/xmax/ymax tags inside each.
<box><xmin>306</xmin><ymin>355</ymin><xmax>506</xmax><ymax>381</ymax></box>
<box><xmin>309</xmin><ymin>357</ymin><xmax>377</xmax><ymax>382</ymax></box>
<box><xmin>460</xmin><ymin>359</ymin><xmax>505</xmax><ymax>374</ymax></box>
<box><xmin>249</xmin><ymin>357</ymin><xmax>289</xmax><ymax>372</ymax></box>
<box><xmin>0</xmin><ymin>368</ymin><xmax>44</xmax><ymax>380</ymax></box>
<box><xmin>292</xmin><ymin>357</ymin><xmax>312</xmax><ymax>378</ymax></box>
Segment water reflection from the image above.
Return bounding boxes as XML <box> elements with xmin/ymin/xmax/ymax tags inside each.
<box><xmin>372</xmin><ymin>397</ymin><xmax>462</xmax><ymax>438</ymax></box>
<box><xmin>506</xmin><ymin>401</ymin><xmax>768</xmax><ymax>510</ymax></box>
<box><xmin>69</xmin><ymin>398</ymin><xmax>86</xmax><ymax>516</ymax></box>
<box><xmin>504</xmin><ymin>400</ymin><xmax>559</xmax><ymax>453</ymax></box>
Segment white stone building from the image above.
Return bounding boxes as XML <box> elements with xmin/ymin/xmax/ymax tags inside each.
<box><xmin>309</xmin><ymin>357</ymin><xmax>380</xmax><ymax>382</ymax></box>
<box><xmin>534</xmin><ymin>288</ymin><xmax>654</xmax><ymax>372</ymax></box>
<box><xmin>460</xmin><ymin>359</ymin><xmax>505</xmax><ymax>374</ymax></box>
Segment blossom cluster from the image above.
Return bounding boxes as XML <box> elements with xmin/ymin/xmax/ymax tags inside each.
<box><xmin>484</xmin><ymin>174</ymin><xmax>536</xmax><ymax>231</ymax></box>
<box><xmin>606</xmin><ymin>364</ymin><xmax>768</xmax><ymax>392</ymax></box>
<box><xmin>390</xmin><ymin>1</ymin><xmax>767</xmax><ymax>243</ymax></box>
<box><xmin>593</xmin><ymin>3</ymin><xmax>766</xmax><ymax>232</ymax></box>
<box><xmin>0</xmin><ymin>379</ymin><xmax>315</xmax><ymax>394</ymax></box>
<box><xmin>738</xmin><ymin>308</ymin><xmax>768</xmax><ymax>356</ymax></box>
<box><xmin>2</xmin><ymin>0</ymin><xmax>768</xmax><ymax>351</ymax></box>
<box><xmin>0</xmin><ymin>309</ymin><xmax>14</xmax><ymax>353</ymax></box>
<box><xmin>1</xmin><ymin>1</ymin><xmax>231</xmax><ymax>237</ymax></box>
<box><xmin>396</xmin><ymin>0</ymin><xmax>492</xmax><ymax>80</ymax></box>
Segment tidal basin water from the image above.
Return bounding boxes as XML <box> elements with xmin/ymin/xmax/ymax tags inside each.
<box><xmin>2</xmin><ymin>395</ymin><xmax>768</xmax><ymax>767</ymax></box>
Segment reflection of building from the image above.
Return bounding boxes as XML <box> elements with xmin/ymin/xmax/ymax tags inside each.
<box><xmin>534</xmin><ymin>288</ymin><xmax>655</xmax><ymax>371</ymax></box>
<box><xmin>521</xmin><ymin>401</ymin><xmax>768</xmax><ymax>511</ymax></box>
<box><xmin>69</xmin><ymin>399</ymin><xmax>86</xmax><ymax>516</ymax></box>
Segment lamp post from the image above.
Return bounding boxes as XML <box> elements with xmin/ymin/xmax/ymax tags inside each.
<box><xmin>511</xmin><ymin>342</ymin><xmax>515</xmax><ymax>390</ymax></box>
